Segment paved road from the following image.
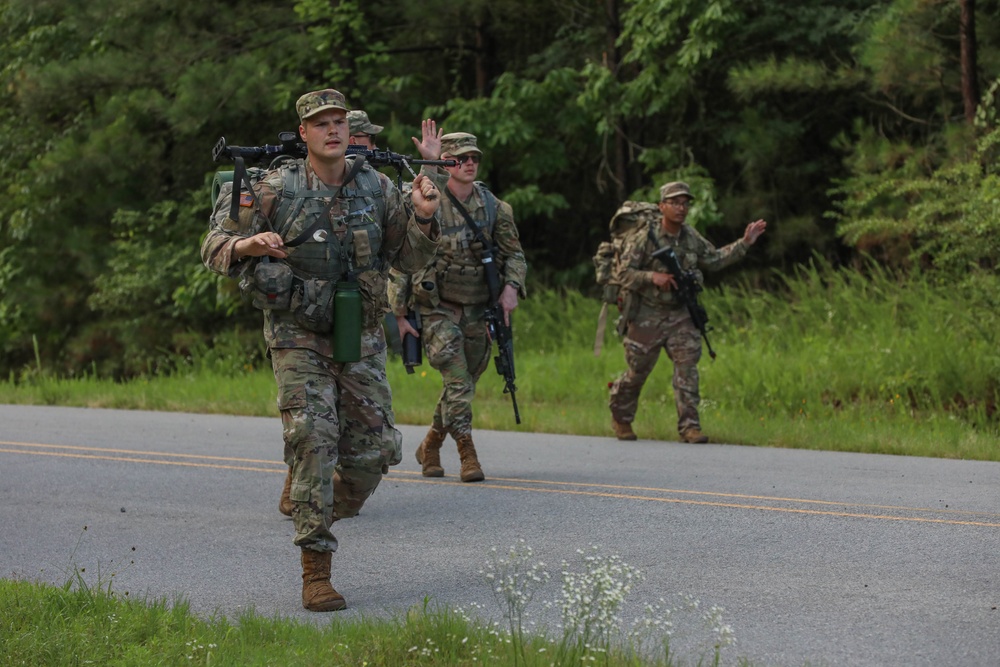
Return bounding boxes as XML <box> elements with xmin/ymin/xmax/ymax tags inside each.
<box><xmin>1</xmin><ymin>404</ymin><xmax>998</xmax><ymax>666</ymax></box>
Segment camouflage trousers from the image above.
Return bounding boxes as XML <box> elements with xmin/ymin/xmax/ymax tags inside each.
<box><xmin>272</xmin><ymin>347</ymin><xmax>402</xmax><ymax>553</ymax></box>
<box><xmin>421</xmin><ymin>311</ymin><xmax>491</xmax><ymax>438</ymax></box>
<box><xmin>609</xmin><ymin>306</ymin><xmax>702</xmax><ymax>436</ymax></box>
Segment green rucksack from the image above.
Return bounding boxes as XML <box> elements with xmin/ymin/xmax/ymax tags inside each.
<box><xmin>592</xmin><ymin>200</ymin><xmax>660</xmax><ymax>355</ymax></box>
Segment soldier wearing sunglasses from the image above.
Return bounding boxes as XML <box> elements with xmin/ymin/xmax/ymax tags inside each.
<box><xmin>389</xmin><ymin>122</ymin><xmax>527</xmax><ymax>483</ymax></box>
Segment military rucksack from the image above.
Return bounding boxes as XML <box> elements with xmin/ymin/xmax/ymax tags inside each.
<box><xmin>592</xmin><ymin>200</ymin><xmax>660</xmax><ymax>355</ymax></box>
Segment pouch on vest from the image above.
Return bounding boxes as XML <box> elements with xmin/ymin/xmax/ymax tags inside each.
<box><xmin>357</xmin><ymin>271</ymin><xmax>389</xmax><ymax>329</ymax></box>
<box><xmin>291</xmin><ymin>278</ymin><xmax>336</xmax><ymax>333</ymax></box>
<box><xmin>412</xmin><ymin>276</ymin><xmax>441</xmax><ymax>308</ymax></box>
<box><xmin>436</xmin><ymin>262</ymin><xmax>490</xmax><ymax>305</ymax></box>
<box><xmin>251</xmin><ymin>258</ymin><xmax>293</xmax><ymax>311</ymax></box>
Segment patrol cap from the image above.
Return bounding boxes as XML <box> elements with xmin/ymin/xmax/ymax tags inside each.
<box><xmin>659</xmin><ymin>181</ymin><xmax>694</xmax><ymax>201</ymax></box>
<box><xmin>440</xmin><ymin>132</ymin><xmax>482</xmax><ymax>157</ymax></box>
<box><xmin>296</xmin><ymin>89</ymin><xmax>349</xmax><ymax>122</ymax></box>
<box><xmin>348</xmin><ymin>110</ymin><xmax>384</xmax><ymax>136</ymax></box>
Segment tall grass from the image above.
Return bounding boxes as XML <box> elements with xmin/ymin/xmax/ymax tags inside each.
<box><xmin>2</xmin><ymin>263</ymin><xmax>998</xmax><ymax>460</ymax></box>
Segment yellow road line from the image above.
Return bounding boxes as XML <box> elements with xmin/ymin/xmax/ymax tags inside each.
<box><xmin>2</xmin><ymin>440</ymin><xmax>998</xmax><ymax>528</ymax></box>
<box><xmin>0</xmin><ymin>447</ymin><xmax>281</xmax><ymax>474</ymax></box>
<box><xmin>0</xmin><ymin>440</ymin><xmax>280</xmax><ymax>465</ymax></box>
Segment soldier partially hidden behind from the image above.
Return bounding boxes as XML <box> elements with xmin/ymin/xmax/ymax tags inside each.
<box><xmin>202</xmin><ymin>89</ymin><xmax>441</xmax><ymax>611</ymax></box>
<box><xmin>346</xmin><ymin>109</ymin><xmax>382</xmax><ymax>150</ymax></box>
<box><xmin>609</xmin><ymin>182</ymin><xmax>767</xmax><ymax>443</ymax></box>
<box><xmin>388</xmin><ymin>122</ymin><xmax>527</xmax><ymax>482</ymax></box>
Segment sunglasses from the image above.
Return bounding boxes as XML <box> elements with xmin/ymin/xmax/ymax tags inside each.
<box><xmin>447</xmin><ymin>154</ymin><xmax>481</xmax><ymax>165</ymax></box>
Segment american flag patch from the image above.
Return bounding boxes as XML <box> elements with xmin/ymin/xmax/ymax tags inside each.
<box><xmin>239</xmin><ymin>193</ymin><xmax>254</xmax><ymax>207</ymax></box>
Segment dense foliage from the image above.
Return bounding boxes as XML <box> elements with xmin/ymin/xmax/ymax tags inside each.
<box><xmin>1</xmin><ymin>0</ymin><xmax>998</xmax><ymax>378</ymax></box>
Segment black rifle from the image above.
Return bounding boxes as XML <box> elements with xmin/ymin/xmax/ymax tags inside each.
<box><xmin>212</xmin><ymin>131</ymin><xmax>307</xmax><ymax>166</ymax></box>
<box><xmin>345</xmin><ymin>145</ymin><xmax>456</xmax><ymax>194</ymax></box>
<box><xmin>212</xmin><ymin>132</ymin><xmax>459</xmax><ymax>174</ymax></box>
<box><xmin>444</xmin><ymin>189</ymin><xmax>521</xmax><ymax>424</ymax></box>
<box><xmin>211</xmin><ymin>132</ymin><xmax>307</xmax><ymax>219</ymax></box>
<box><xmin>212</xmin><ymin>133</ymin><xmax>457</xmax><ymax>198</ymax></box>
<box><xmin>649</xmin><ymin>244</ymin><xmax>717</xmax><ymax>360</ymax></box>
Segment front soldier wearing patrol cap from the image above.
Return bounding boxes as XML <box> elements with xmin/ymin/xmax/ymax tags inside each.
<box><xmin>388</xmin><ymin>121</ymin><xmax>527</xmax><ymax>482</ymax></box>
<box><xmin>347</xmin><ymin>109</ymin><xmax>384</xmax><ymax>150</ymax></box>
<box><xmin>608</xmin><ymin>181</ymin><xmax>767</xmax><ymax>443</ymax></box>
<box><xmin>202</xmin><ymin>88</ymin><xmax>442</xmax><ymax>612</ymax></box>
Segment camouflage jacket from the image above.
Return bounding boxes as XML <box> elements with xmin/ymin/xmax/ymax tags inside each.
<box><xmin>201</xmin><ymin>157</ymin><xmax>439</xmax><ymax>357</ymax></box>
<box><xmin>387</xmin><ymin>167</ymin><xmax>527</xmax><ymax>320</ymax></box>
<box><xmin>615</xmin><ymin>221</ymin><xmax>748</xmax><ymax>312</ymax></box>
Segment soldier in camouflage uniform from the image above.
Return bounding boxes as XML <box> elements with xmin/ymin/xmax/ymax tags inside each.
<box><xmin>347</xmin><ymin>109</ymin><xmax>383</xmax><ymax>150</ymax></box>
<box><xmin>201</xmin><ymin>89</ymin><xmax>441</xmax><ymax>612</ymax></box>
<box><xmin>387</xmin><ymin>121</ymin><xmax>527</xmax><ymax>482</ymax></box>
<box><xmin>609</xmin><ymin>181</ymin><xmax>766</xmax><ymax>443</ymax></box>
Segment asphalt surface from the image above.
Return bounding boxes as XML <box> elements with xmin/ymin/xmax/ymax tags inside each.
<box><xmin>1</xmin><ymin>404</ymin><xmax>998</xmax><ymax>666</ymax></box>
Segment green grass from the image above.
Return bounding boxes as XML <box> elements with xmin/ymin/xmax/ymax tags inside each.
<box><xmin>0</xmin><ymin>574</ymin><xmax>747</xmax><ymax>667</ymax></box>
<box><xmin>1</xmin><ymin>262</ymin><xmax>998</xmax><ymax>460</ymax></box>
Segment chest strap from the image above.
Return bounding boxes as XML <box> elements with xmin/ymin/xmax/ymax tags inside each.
<box><xmin>284</xmin><ymin>157</ymin><xmax>367</xmax><ymax>248</ymax></box>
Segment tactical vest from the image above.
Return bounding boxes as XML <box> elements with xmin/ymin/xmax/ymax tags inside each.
<box><xmin>272</xmin><ymin>157</ymin><xmax>385</xmax><ymax>280</ymax></box>
<box><xmin>434</xmin><ymin>182</ymin><xmax>499</xmax><ymax>305</ymax></box>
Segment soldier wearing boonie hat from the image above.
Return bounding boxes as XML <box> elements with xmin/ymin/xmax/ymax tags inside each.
<box><xmin>388</xmin><ymin>122</ymin><xmax>527</xmax><ymax>485</ymax></box>
<box><xmin>202</xmin><ymin>87</ymin><xmax>442</xmax><ymax>615</ymax></box>
<box><xmin>608</xmin><ymin>179</ymin><xmax>767</xmax><ymax>445</ymax></box>
<box><xmin>347</xmin><ymin>110</ymin><xmax>384</xmax><ymax>150</ymax></box>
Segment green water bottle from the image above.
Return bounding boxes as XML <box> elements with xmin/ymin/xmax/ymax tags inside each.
<box><xmin>332</xmin><ymin>280</ymin><xmax>362</xmax><ymax>363</ymax></box>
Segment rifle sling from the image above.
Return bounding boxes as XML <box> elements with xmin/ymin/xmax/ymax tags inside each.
<box><xmin>646</xmin><ymin>226</ymin><xmax>668</xmax><ymax>265</ymax></box>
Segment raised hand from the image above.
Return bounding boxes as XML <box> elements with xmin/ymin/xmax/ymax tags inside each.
<box><xmin>411</xmin><ymin>118</ymin><xmax>443</xmax><ymax>160</ymax></box>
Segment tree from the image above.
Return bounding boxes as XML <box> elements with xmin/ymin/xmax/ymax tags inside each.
<box><xmin>960</xmin><ymin>0</ymin><xmax>980</xmax><ymax>124</ymax></box>
<box><xmin>0</xmin><ymin>0</ymin><xmax>309</xmax><ymax>376</ymax></box>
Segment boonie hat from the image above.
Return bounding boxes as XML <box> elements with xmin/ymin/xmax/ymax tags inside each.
<box><xmin>347</xmin><ymin>110</ymin><xmax>384</xmax><ymax>136</ymax></box>
<box><xmin>296</xmin><ymin>89</ymin><xmax>349</xmax><ymax>122</ymax></box>
<box><xmin>440</xmin><ymin>132</ymin><xmax>482</xmax><ymax>157</ymax></box>
<box><xmin>659</xmin><ymin>181</ymin><xmax>694</xmax><ymax>201</ymax></box>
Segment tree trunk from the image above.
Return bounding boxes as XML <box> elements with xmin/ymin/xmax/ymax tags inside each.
<box><xmin>960</xmin><ymin>0</ymin><xmax>979</xmax><ymax>124</ymax></box>
<box><xmin>475</xmin><ymin>13</ymin><xmax>495</xmax><ymax>98</ymax></box>
<box><xmin>605</xmin><ymin>0</ymin><xmax>627</xmax><ymax>202</ymax></box>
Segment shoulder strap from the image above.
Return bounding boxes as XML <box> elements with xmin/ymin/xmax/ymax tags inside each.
<box><xmin>271</xmin><ymin>162</ymin><xmax>303</xmax><ymax>234</ymax></box>
<box><xmin>284</xmin><ymin>157</ymin><xmax>367</xmax><ymax>248</ymax></box>
<box><xmin>358</xmin><ymin>165</ymin><xmax>385</xmax><ymax>222</ymax></box>
<box><xmin>646</xmin><ymin>223</ymin><xmax>660</xmax><ymax>251</ymax></box>
<box><xmin>227</xmin><ymin>156</ymin><xmax>275</xmax><ymax>232</ymax></box>
<box><xmin>474</xmin><ymin>181</ymin><xmax>498</xmax><ymax>233</ymax></box>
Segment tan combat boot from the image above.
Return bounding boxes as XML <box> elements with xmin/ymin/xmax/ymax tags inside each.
<box><xmin>612</xmin><ymin>419</ymin><xmax>637</xmax><ymax>441</ymax></box>
<box><xmin>414</xmin><ymin>426</ymin><xmax>446</xmax><ymax>477</ymax></box>
<box><xmin>278</xmin><ymin>468</ymin><xmax>294</xmax><ymax>517</ymax></box>
<box><xmin>455</xmin><ymin>434</ymin><xmax>485</xmax><ymax>483</ymax></box>
<box><xmin>301</xmin><ymin>548</ymin><xmax>347</xmax><ymax>612</ymax></box>
<box><xmin>681</xmin><ymin>428</ymin><xmax>709</xmax><ymax>444</ymax></box>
